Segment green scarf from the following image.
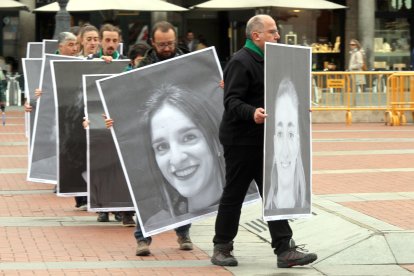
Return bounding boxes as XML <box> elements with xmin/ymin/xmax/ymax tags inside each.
<box><xmin>244</xmin><ymin>39</ymin><xmax>264</xmax><ymax>58</ymax></box>
<box><xmin>98</xmin><ymin>48</ymin><xmax>120</xmax><ymax>59</ymax></box>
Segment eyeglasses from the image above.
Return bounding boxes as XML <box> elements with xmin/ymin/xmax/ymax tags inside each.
<box><xmin>256</xmin><ymin>29</ymin><xmax>279</xmax><ymax>35</ymax></box>
<box><xmin>154</xmin><ymin>41</ymin><xmax>176</xmax><ymax>49</ymax></box>
<box><xmin>257</xmin><ymin>29</ymin><xmax>279</xmax><ymax>35</ymax></box>
<box><xmin>349</xmin><ymin>43</ymin><xmax>356</xmax><ymax>46</ymax></box>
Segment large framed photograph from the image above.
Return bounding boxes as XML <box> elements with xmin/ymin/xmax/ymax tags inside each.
<box><xmin>28</xmin><ymin>54</ymin><xmax>81</xmax><ymax>184</ymax></box>
<box><xmin>51</xmin><ymin>60</ymin><xmax>129</xmax><ymax>195</ymax></box>
<box><xmin>263</xmin><ymin>42</ymin><xmax>312</xmax><ymax>221</ymax></box>
<box><xmin>82</xmin><ymin>74</ymin><xmax>134</xmax><ymax>211</ymax></box>
<box><xmin>97</xmin><ymin>47</ymin><xmax>259</xmax><ymax>236</ymax></box>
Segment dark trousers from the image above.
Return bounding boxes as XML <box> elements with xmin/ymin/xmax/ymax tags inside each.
<box><xmin>213</xmin><ymin>145</ymin><xmax>293</xmax><ymax>255</ymax></box>
<box><xmin>74</xmin><ymin>196</ymin><xmax>87</xmax><ymax>207</ymax></box>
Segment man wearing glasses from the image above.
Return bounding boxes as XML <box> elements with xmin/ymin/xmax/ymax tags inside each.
<box><xmin>211</xmin><ymin>14</ymin><xmax>317</xmax><ymax>269</ymax></box>
<box><xmin>132</xmin><ymin>21</ymin><xmax>193</xmax><ymax>257</ymax></box>
<box><xmin>137</xmin><ymin>21</ymin><xmax>188</xmax><ymax>68</ymax></box>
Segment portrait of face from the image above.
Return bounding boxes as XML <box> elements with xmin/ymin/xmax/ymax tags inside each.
<box><xmin>152</xmin><ymin>28</ymin><xmax>176</xmax><ymax>59</ymax></box>
<box><xmin>150</xmin><ymin>103</ymin><xmax>215</xmax><ymax>199</ymax></box>
<box><xmin>274</xmin><ymin>93</ymin><xmax>299</xmax><ymax>189</ymax></box>
<box><xmin>81</xmin><ymin>31</ymin><xmax>99</xmax><ymax>55</ymax></box>
<box><xmin>101</xmin><ymin>31</ymin><xmax>120</xmax><ymax>56</ymax></box>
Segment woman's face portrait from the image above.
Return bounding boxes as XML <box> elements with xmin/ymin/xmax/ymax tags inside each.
<box><xmin>274</xmin><ymin>94</ymin><xmax>299</xmax><ymax>188</ymax></box>
<box><xmin>150</xmin><ymin>103</ymin><xmax>215</xmax><ymax>198</ymax></box>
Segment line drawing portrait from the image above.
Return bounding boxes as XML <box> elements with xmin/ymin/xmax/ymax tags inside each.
<box><xmin>265</xmin><ymin>78</ymin><xmax>306</xmax><ymax>210</ymax></box>
<box><xmin>263</xmin><ymin>42</ymin><xmax>311</xmax><ymax>221</ymax></box>
<box><xmin>138</xmin><ymin>84</ymin><xmax>224</xmax><ymax>227</ymax></box>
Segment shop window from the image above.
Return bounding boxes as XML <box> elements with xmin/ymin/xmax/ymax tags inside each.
<box><xmin>2</xmin><ymin>16</ymin><xmax>19</xmax><ymax>60</ymax></box>
<box><xmin>374</xmin><ymin>18</ymin><xmax>411</xmax><ymax>70</ymax></box>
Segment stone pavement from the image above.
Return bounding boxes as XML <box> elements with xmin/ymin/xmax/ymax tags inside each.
<box><xmin>0</xmin><ymin>106</ymin><xmax>413</xmax><ymax>275</ymax></box>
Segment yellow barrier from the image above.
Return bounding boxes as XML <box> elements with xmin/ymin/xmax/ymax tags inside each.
<box><xmin>311</xmin><ymin>71</ymin><xmax>407</xmax><ymax>125</ymax></box>
<box><xmin>385</xmin><ymin>72</ymin><xmax>414</xmax><ymax>126</ymax></box>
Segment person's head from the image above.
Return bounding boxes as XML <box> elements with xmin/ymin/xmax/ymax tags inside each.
<box><xmin>140</xmin><ymin>85</ymin><xmax>223</xmax><ymax>203</ymax></box>
<box><xmin>246</xmin><ymin>14</ymin><xmax>280</xmax><ymax>51</ymax></box>
<box><xmin>128</xmin><ymin>42</ymin><xmax>150</xmax><ymax>67</ymax></box>
<box><xmin>57</xmin><ymin>32</ymin><xmax>78</xmax><ymax>56</ymax></box>
<box><xmin>349</xmin><ymin>39</ymin><xmax>361</xmax><ymax>50</ymax></box>
<box><xmin>70</xmin><ymin>26</ymin><xmax>81</xmax><ymax>52</ymax></box>
<box><xmin>151</xmin><ymin>21</ymin><xmax>177</xmax><ymax>60</ymax></box>
<box><xmin>79</xmin><ymin>24</ymin><xmax>99</xmax><ymax>56</ymax></box>
<box><xmin>186</xmin><ymin>31</ymin><xmax>194</xmax><ymax>42</ymax></box>
<box><xmin>99</xmin><ymin>24</ymin><xmax>122</xmax><ymax>56</ymax></box>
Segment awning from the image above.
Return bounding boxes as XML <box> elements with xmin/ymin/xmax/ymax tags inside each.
<box><xmin>34</xmin><ymin>0</ymin><xmax>187</xmax><ymax>12</ymax></box>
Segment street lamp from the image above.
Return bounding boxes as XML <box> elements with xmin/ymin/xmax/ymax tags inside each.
<box><xmin>53</xmin><ymin>0</ymin><xmax>70</xmax><ymax>39</ymax></box>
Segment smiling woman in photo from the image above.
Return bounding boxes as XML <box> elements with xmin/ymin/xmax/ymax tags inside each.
<box><xmin>266</xmin><ymin>78</ymin><xmax>306</xmax><ymax>210</ymax></box>
<box><xmin>138</xmin><ymin>84</ymin><xmax>224</xmax><ymax>224</ymax></box>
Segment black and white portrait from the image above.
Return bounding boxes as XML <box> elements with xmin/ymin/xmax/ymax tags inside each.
<box><xmin>97</xmin><ymin>48</ymin><xmax>259</xmax><ymax>236</ymax></box>
<box><xmin>263</xmin><ymin>43</ymin><xmax>312</xmax><ymax>220</ymax></box>
<box><xmin>51</xmin><ymin>60</ymin><xmax>129</xmax><ymax>195</ymax></box>
<box><xmin>26</xmin><ymin>42</ymin><xmax>43</xmax><ymax>58</ymax></box>
<box><xmin>22</xmin><ymin>58</ymin><xmax>42</xmax><ymax>151</ymax></box>
<box><xmin>28</xmin><ymin>54</ymin><xmax>81</xmax><ymax>184</ymax></box>
<box><xmin>83</xmin><ymin>74</ymin><xmax>134</xmax><ymax>211</ymax></box>
<box><xmin>43</xmin><ymin>39</ymin><xmax>58</xmax><ymax>55</ymax></box>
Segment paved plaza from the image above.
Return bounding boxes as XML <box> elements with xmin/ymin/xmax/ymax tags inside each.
<box><xmin>0</xmin><ymin>107</ymin><xmax>413</xmax><ymax>275</ymax></box>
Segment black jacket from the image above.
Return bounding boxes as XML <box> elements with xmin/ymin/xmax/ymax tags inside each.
<box><xmin>219</xmin><ymin>47</ymin><xmax>264</xmax><ymax>146</ymax></box>
<box><xmin>137</xmin><ymin>47</ymin><xmax>187</xmax><ymax>68</ymax></box>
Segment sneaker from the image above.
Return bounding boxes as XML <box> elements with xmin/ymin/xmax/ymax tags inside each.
<box><xmin>136</xmin><ymin>240</ymin><xmax>151</xmax><ymax>256</ymax></box>
<box><xmin>77</xmin><ymin>204</ymin><xmax>87</xmax><ymax>211</ymax></box>
<box><xmin>277</xmin><ymin>240</ymin><xmax>317</xmax><ymax>268</ymax></box>
<box><xmin>177</xmin><ymin>235</ymin><xmax>193</xmax><ymax>251</ymax></box>
<box><xmin>113</xmin><ymin>212</ymin><xmax>122</xmax><ymax>222</ymax></box>
<box><xmin>97</xmin><ymin>212</ymin><xmax>109</xmax><ymax>222</ymax></box>
<box><xmin>211</xmin><ymin>241</ymin><xmax>238</xmax><ymax>267</ymax></box>
<box><xmin>122</xmin><ymin>213</ymin><xmax>136</xmax><ymax>227</ymax></box>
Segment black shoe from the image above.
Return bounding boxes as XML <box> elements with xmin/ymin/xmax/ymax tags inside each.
<box><xmin>211</xmin><ymin>241</ymin><xmax>238</xmax><ymax>267</ymax></box>
<box><xmin>97</xmin><ymin>212</ymin><xmax>109</xmax><ymax>222</ymax></box>
<box><xmin>113</xmin><ymin>212</ymin><xmax>122</xmax><ymax>222</ymax></box>
<box><xmin>122</xmin><ymin>213</ymin><xmax>136</xmax><ymax>227</ymax></box>
<box><xmin>277</xmin><ymin>240</ymin><xmax>317</xmax><ymax>268</ymax></box>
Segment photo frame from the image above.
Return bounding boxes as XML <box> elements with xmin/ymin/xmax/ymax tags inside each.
<box><xmin>285</xmin><ymin>33</ymin><xmax>297</xmax><ymax>45</ymax></box>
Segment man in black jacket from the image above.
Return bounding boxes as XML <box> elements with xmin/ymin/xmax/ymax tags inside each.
<box><xmin>133</xmin><ymin>21</ymin><xmax>193</xmax><ymax>256</ymax></box>
<box><xmin>211</xmin><ymin>14</ymin><xmax>317</xmax><ymax>269</ymax></box>
<box><xmin>136</xmin><ymin>22</ymin><xmax>188</xmax><ymax>69</ymax></box>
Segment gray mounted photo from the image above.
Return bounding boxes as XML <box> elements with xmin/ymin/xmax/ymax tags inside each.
<box><xmin>263</xmin><ymin>43</ymin><xmax>312</xmax><ymax>221</ymax></box>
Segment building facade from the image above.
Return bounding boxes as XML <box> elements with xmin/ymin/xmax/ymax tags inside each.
<box><xmin>0</xmin><ymin>0</ymin><xmax>412</xmax><ymax>73</ymax></box>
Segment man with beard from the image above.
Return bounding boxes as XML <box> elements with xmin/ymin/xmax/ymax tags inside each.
<box><xmin>131</xmin><ymin>21</ymin><xmax>193</xmax><ymax>256</ymax></box>
<box><xmin>136</xmin><ymin>21</ymin><xmax>189</xmax><ymax>68</ymax></box>
<box><xmin>90</xmin><ymin>24</ymin><xmax>136</xmax><ymax>226</ymax></box>
<box><xmin>90</xmin><ymin>24</ymin><xmax>126</xmax><ymax>61</ymax></box>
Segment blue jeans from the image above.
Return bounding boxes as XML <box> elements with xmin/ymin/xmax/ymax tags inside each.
<box><xmin>134</xmin><ymin>223</ymin><xmax>191</xmax><ymax>243</ymax></box>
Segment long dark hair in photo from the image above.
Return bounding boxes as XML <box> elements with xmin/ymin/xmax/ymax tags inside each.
<box><xmin>138</xmin><ymin>84</ymin><xmax>224</xmax><ymax>219</ymax></box>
